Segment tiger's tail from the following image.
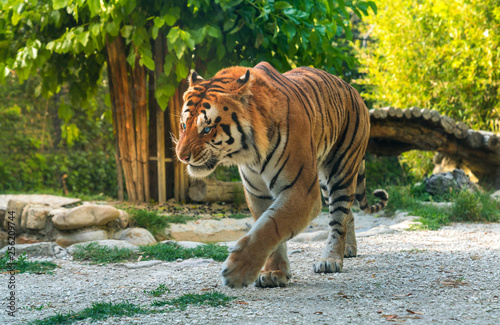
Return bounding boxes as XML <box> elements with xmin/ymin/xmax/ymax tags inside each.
<box><xmin>355</xmin><ymin>160</ymin><xmax>389</xmax><ymax>214</ymax></box>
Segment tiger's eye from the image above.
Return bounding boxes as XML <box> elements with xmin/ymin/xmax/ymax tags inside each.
<box><xmin>203</xmin><ymin>126</ymin><xmax>211</xmax><ymax>134</ymax></box>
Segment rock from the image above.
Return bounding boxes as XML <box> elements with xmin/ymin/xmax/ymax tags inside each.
<box><xmin>419</xmin><ymin>202</ymin><xmax>453</xmax><ymax>209</ymax></box>
<box><xmin>160</xmin><ymin>240</ymin><xmax>205</xmax><ymax>249</ymax></box>
<box><xmin>66</xmin><ymin>239</ymin><xmax>140</xmax><ymax>255</ymax></box>
<box><xmin>107</xmin><ymin>210</ymin><xmax>130</xmax><ymax>230</ymax></box>
<box><xmin>389</xmin><ymin>216</ymin><xmax>422</xmax><ymax>230</ymax></box>
<box><xmin>53</xmin><ymin>245</ymin><xmax>68</xmax><ymax>258</ymax></box>
<box><xmin>424</xmin><ymin>169</ymin><xmax>481</xmax><ymax>196</ymax></box>
<box><xmin>289</xmin><ymin>249</ymin><xmax>304</xmax><ymax>255</ymax></box>
<box><xmin>56</xmin><ymin>229</ymin><xmax>109</xmax><ymax>248</ymax></box>
<box><xmin>124</xmin><ymin>260</ymin><xmax>162</xmax><ymax>269</ymax></box>
<box><xmin>174</xmin><ymin>258</ymin><xmax>214</xmax><ymax>269</ymax></box>
<box><xmin>119</xmin><ymin>228</ymin><xmax>157</xmax><ymax>246</ymax></box>
<box><xmin>169</xmin><ymin>218</ymin><xmax>253</xmax><ymax>242</ymax></box>
<box><xmin>3</xmin><ymin>200</ymin><xmax>30</xmax><ymax>231</ymax></box>
<box><xmin>52</xmin><ymin>205</ymin><xmax>120</xmax><ymax>230</ymax></box>
<box><xmin>357</xmin><ymin>225</ymin><xmax>399</xmax><ymax>237</ymax></box>
<box><xmin>0</xmin><ymin>208</ymin><xmax>5</xmax><ymax>229</ymax></box>
<box><xmin>491</xmin><ymin>190</ymin><xmax>500</xmax><ymax>200</ymax></box>
<box><xmin>21</xmin><ymin>204</ymin><xmax>51</xmax><ymax>231</ymax></box>
<box><xmin>0</xmin><ymin>242</ymin><xmax>56</xmax><ymax>257</ymax></box>
<box><xmin>217</xmin><ymin>241</ymin><xmax>238</xmax><ymax>249</ymax></box>
<box><xmin>432</xmin><ymin>153</ymin><xmax>479</xmax><ymax>183</ymax></box>
<box><xmin>0</xmin><ymin>230</ymin><xmax>7</xmax><ymax>248</ymax></box>
<box><xmin>290</xmin><ymin>230</ymin><xmax>329</xmax><ymax>243</ymax></box>
<box><xmin>117</xmin><ymin>210</ymin><xmax>129</xmax><ymax>228</ymax></box>
<box><xmin>16</xmin><ymin>236</ymin><xmax>42</xmax><ymax>245</ymax></box>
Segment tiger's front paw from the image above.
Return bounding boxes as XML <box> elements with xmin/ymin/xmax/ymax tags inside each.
<box><xmin>220</xmin><ymin>236</ymin><xmax>266</xmax><ymax>288</ymax></box>
<box><xmin>312</xmin><ymin>258</ymin><xmax>343</xmax><ymax>273</ymax></box>
<box><xmin>254</xmin><ymin>270</ymin><xmax>289</xmax><ymax>288</ymax></box>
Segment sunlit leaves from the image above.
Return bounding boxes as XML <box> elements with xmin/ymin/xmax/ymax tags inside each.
<box><xmin>357</xmin><ymin>0</ymin><xmax>500</xmax><ymax>132</ymax></box>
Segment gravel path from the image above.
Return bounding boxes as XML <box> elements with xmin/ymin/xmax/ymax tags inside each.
<box><xmin>1</xmin><ymin>223</ymin><xmax>499</xmax><ymax>324</ymax></box>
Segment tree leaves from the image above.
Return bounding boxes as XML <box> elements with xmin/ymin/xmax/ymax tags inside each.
<box><xmin>357</xmin><ymin>0</ymin><xmax>499</xmax><ymax>132</ymax></box>
<box><xmin>1</xmin><ymin>0</ymin><xmax>375</xmax><ymax>121</ymax></box>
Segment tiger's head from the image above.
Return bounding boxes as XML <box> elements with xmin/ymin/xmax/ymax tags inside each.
<box><xmin>175</xmin><ymin>67</ymin><xmax>267</xmax><ymax>178</ymax></box>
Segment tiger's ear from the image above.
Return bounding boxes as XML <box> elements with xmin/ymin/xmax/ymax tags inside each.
<box><xmin>235</xmin><ymin>69</ymin><xmax>252</xmax><ymax>94</ymax></box>
<box><xmin>188</xmin><ymin>70</ymin><xmax>204</xmax><ymax>87</ymax></box>
<box><xmin>237</xmin><ymin>69</ymin><xmax>250</xmax><ymax>85</ymax></box>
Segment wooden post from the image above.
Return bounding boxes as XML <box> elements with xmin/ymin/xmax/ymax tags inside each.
<box><xmin>106</xmin><ymin>36</ymin><xmax>137</xmax><ymax>202</ymax></box>
<box><xmin>133</xmin><ymin>54</ymin><xmax>149</xmax><ymax>203</ymax></box>
<box><xmin>168</xmin><ymin>81</ymin><xmax>189</xmax><ymax>202</ymax></box>
<box><xmin>154</xmin><ymin>35</ymin><xmax>167</xmax><ymax>203</ymax></box>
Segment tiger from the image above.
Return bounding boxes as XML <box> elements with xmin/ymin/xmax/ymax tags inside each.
<box><xmin>175</xmin><ymin>62</ymin><xmax>388</xmax><ymax>288</ymax></box>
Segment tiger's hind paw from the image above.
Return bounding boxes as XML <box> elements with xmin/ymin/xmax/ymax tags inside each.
<box><xmin>344</xmin><ymin>244</ymin><xmax>357</xmax><ymax>258</ymax></box>
<box><xmin>254</xmin><ymin>270</ymin><xmax>289</xmax><ymax>288</ymax></box>
<box><xmin>312</xmin><ymin>258</ymin><xmax>343</xmax><ymax>273</ymax></box>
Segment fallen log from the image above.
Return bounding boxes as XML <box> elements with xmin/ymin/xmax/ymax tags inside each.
<box><xmin>368</xmin><ymin>107</ymin><xmax>500</xmax><ymax>188</ymax></box>
<box><xmin>189</xmin><ymin>179</ymin><xmax>244</xmax><ymax>203</ymax></box>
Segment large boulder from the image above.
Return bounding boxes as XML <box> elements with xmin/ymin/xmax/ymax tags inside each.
<box><xmin>107</xmin><ymin>209</ymin><xmax>129</xmax><ymax>230</ymax></box>
<box><xmin>424</xmin><ymin>169</ymin><xmax>481</xmax><ymax>196</ymax></box>
<box><xmin>21</xmin><ymin>204</ymin><xmax>51</xmax><ymax>231</ymax></box>
<box><xmin>55</xmin><ymin>229</ymin><xmax>109</xmax><ymax>248</ymax></box>
<box><xmin>3</xmin><ymin>200</ymin><xmax>30</xmax><ymax>231</ymax></box>
<box><xmin>52</xmin><ymin>205</ymin><xmax>120</xmax><ymax>230</ymax></box>
<box><xmin>119</xmin><ymin>227</ymin><xmax>157</xmax><ymax>246</ymax></box>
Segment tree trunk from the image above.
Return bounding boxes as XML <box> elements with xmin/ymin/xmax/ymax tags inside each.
<box><xmin>106</xmin><ymin>35</ymin><xmax>150</xmax><ymax>202</ymax></box>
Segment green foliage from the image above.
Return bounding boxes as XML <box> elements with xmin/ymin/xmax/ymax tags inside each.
<box><xmin>398</xmin><ymin>151</ymin><xmax>435</xmax><ymax>183</ymax></box>
<box><xmin>1</xmin><ymin>0</ymin><xmax>376</xmax><ymax>112</ymax></box>
<box><xmin>0</xmin><ymin>253</ymin><xmax>58</xmax><ymax>274</ymax></box>
<box><xmin>144</xmin><ymin>284</ymin><xmax>170</xmax><ymax>297</ymax></box>
<box><xmin>71</xmin><ymin>242</ymin><xmax>136</xmax><ymax>264</ymax></box>
<box><xmin>30</xmin><ymin>301</ymin><xmax>154</xmax><ymax>325</ymax></box>
<box><xmin>140</xmin><ymin>242</ymin><xmax>229</xmax><ymax>262</ymax></box>
<box><xmin>383</xmin><ymin>184</ymin><xmax>500</xmax><ymax>230</ymax></box>
<box><xmin>452</xmin><ymin>190</ymin><xmax>500</xmax><ymax>223</ymax></box>
<box><xmin>364</xmin><ymin>154</ymin><xmax>408</xmax><ymax>194</ymax></box>
<box><xmin>0</xmin><ymin>73</ymin><xmax>117</xmax><ymax>196</ymax></box>
<box><xmin>213</xmin><ymin>166</ymin><xmax>241</xmax><ymax>182</ymax></box>
<box><xmin>357</xmin><ymin>0</ymin><xmax>500</xmax><ymax>132</ymax></box>
<box><xmin>227</xmin><ymin>213</ymin><xmax>250</xmax><ymax>219</ymax></box>
<box><xmin>151</xmin><ymin>291</ymin><xmax>235</xmax><ymax>309</ymax></box>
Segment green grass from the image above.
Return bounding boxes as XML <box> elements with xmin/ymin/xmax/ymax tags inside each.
<box><xmin>144</xmin><ymin>284</ymin><xmax>170</xmax><ymax>297</ymax></box>
<box><xmin>152</xmin><ymin>291</ymin><xmax>235</xmax><ymax>310</ymax></box>
<box><xmin>30</xmin><ymin>301</ymin><xmax>154</xmax><ymax>325</ymax></box>
<box><xmin>0</xmin><ymin>253</ymin><xmax>58</xmax><ymax>274</ymax></box>
<box><xmin>140</xmin><ymin>242</ymin><xmax>229</xmax><ymax>262</ymax></box>
<box><xmin>127</xmin><ymin>208</ymin><xmax>197</xmax><ymax>240</ymax></box>
<box><xmin>31</xmin><ymin>292</ymin><xmax>235</xmax><ymax>324</ymax></box>
<box><xmin>71</xmin><ymin>242</ymin><xmax>136</xmax><ymax>264</ymax></box>
<box><xmin>72</xmin><ymin>242</ymin><xmax>229</xmax><ymax>264</ymax></box>
<box><xmin>384</xmin><ymin>185</ymin><xmax>500</xmax><ymax>230</ymax></box>
<box><xmin>227</xmin><ymin>213</ymin><xmax>250</xmax><ymax>219</ymax></box>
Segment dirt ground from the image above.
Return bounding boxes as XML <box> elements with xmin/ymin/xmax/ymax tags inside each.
<box><xmin>1</xmin><ymin>221</ymin><xmax>499</xmax><ymax>324</ymax></box>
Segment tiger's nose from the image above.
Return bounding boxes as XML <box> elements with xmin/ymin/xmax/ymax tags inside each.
<box><xmin>180</xmin><ymin>155</ymin><xmax>190</xmax><ymax>162</ymax></box>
